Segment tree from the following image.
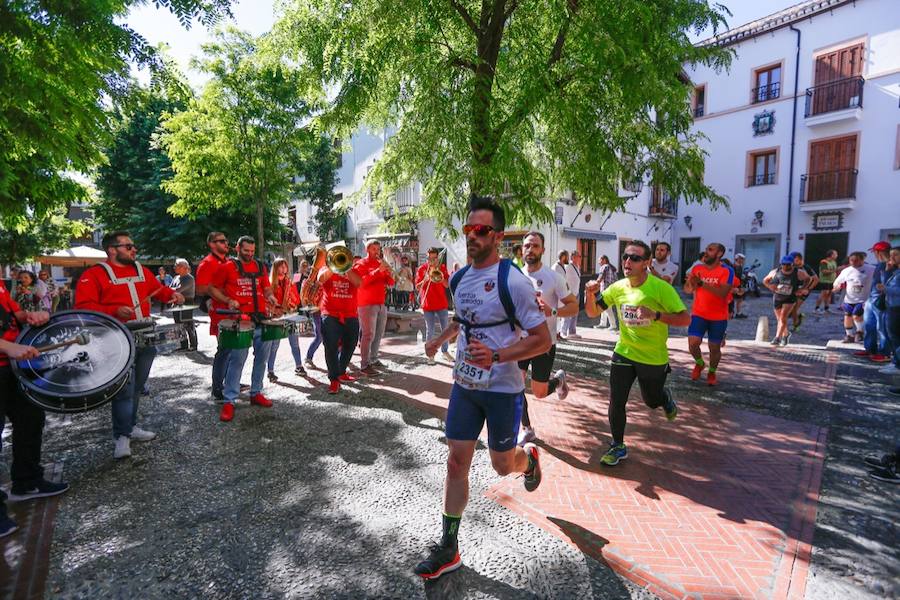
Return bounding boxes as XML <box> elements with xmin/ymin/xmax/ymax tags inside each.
<box><xmin>93</xmin><ymin>85</ymin><xmax>284</xmax><ymax>261</ymax></box>
<box><xmin>296</xmin><ymin>135</ymin><xmax>345</xmax><ymax>243</ymax></box>
<box><xmin>274</xmin><ymin>0</ymin><xmax>732</xmax><ymax>231</ymax></box>
<box><xmin>160</xmin><ymin>28</ymin><xmax>319</xmax><ymax>256</ymax></box>
<box><xmin>0</xmin><ymin>208</ymin><xmax>87</xmax><ymax>266</ymax></box>
<box><xmin>0</xmin><ymin>1</ymin><xmax>232</xmax><ymax>227</ymax></box>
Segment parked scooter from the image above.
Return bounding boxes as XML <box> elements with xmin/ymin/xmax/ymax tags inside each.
<box><xmin>743</xmin><ymin>260</ymin><xmax>761</xmax><ymax>297</ymax></box>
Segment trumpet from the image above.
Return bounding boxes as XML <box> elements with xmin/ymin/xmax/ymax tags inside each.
<box><xmin>326</xmin><ymin>243</ymin><xmax>354</xmax><ymax>274</ymax></box>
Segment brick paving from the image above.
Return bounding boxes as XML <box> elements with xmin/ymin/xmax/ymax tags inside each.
<box><xmin>370</xmin><ymin>336</ymin><xmax>830</xmax><ymax>600</ymax></box>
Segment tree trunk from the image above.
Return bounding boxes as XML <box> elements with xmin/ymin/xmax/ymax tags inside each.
<box><xmin>256</xmin><ymin>197</ymin><xmax>265</xmax><ymax>258</ymax></box>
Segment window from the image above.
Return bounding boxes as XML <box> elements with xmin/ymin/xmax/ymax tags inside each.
<box><xmin>752</xmin><ymin>65</ymin><xmax>781</xmax><ymax>103</ymax></box>
<box><xmin>578</xmin><ymin>239</ymin><xmax>597</xmax><ymax>276</ymax></box>
<box><xmin>748</xmin><ymin>150</ymin><xmax>777</xmax><ymax>186</ymax></box>
<box><xmin>693</xmin><ymin>85</ymin><xmax>706</xmax><ymax>117</ymax></box>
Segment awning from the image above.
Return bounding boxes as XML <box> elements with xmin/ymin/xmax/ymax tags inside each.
<box><xmin>364</xmin><ymin>232</ymin><xmax>414</xmax><ymax>248</ymax></box>
<box><xmin>561</xmin><ymin>228</ymin><xmax>617</xmax><ymax>241</ymax></box>
<box><xmin>37</xmin><ymin>245</ymin><xmax>107</xmax><ymax>267</ymax></box>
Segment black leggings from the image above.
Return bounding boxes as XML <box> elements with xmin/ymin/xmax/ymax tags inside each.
<box><xmin>322</xmin><ymin>316</ymin><xmax>360</xmax><ymax>381</ymax></box>
<box><xmin>608</xmin><ymin>352</ymin><xmax>670</xmax><ymax>444</ymax></box>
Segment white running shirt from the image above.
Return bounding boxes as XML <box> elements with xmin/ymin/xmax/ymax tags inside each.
<box><xmin>523</xmin><ymin>264</ymin><xmax>569</xmax><ymax>344</ymax></box>
<box><xmin>833</xmin><ymin>264</ymin><xmax>875</xmax><ymax>304</ymax></box>
<box><xmin>453</xmin><ymin>261</ymin><xmax>546</xmax><ymax>393</ymax></box>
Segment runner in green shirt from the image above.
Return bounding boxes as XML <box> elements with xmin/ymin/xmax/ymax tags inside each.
<box><xmin>585</xmin><ymin>241</ymin><xmax>691</xmax><ymax>466</ymax></box>
<box><xmin>815</xmin><ymin>250</ymin><xmax>839</xmax><ymax>313</ymax></box>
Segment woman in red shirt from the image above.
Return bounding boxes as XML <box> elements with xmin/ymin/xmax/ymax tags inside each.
<box><xmin>267</xmin><ymin>258</ymin><xmax>306</xmax><ymax>379</ymax></box>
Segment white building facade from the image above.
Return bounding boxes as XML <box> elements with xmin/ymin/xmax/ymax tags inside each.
<box><xmin>675</xmin><ymin>0</ymin><xmax>900</xmax><ymax>274</ymax></box>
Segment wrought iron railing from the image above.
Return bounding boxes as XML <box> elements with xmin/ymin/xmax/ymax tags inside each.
<box><xmin>805</xmin><ymin>76</ymin><xmax>864</xmax><ymax>117</ymax></box>
<box><xmin>751</xmin><ymin>82</ymin><xmax>781</xmax><ymax>103</ymax></box>
<box><xmin>649</xmin><ymin>188</ymin><xmax>678</xmax><ymax>217</ymax></box>
<box><xmin>693</xmin><ymin>105</ymin><xmax>705</xmax><ymax>118</ymax></box>
<box><xmin>800</xmin><ymin>169</ymin><xmax>858</xmax><ymax>202</ymax></box>
<box><xmin>748</xmin><ymin>173</ymin><xmax>776</xmax><ymax>187</ymax></box>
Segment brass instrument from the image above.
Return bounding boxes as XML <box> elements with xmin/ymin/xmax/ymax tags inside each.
<box><xmin>325</xmin><ymin>242</ymin><xmax>354</xmax><ymax>274</ymax></box>
<box><xmin>299</xmin><ymin>247</ymin><xmax>327</xmax><ymax>307</ymax></box>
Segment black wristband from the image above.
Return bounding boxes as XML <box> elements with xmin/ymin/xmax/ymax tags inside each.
<box><xmin>654</xmin><ymin>311</ymin><xmax>661</xmax><ymax>321</ymax></box>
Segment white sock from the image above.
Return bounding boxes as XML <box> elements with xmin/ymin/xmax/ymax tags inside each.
<box><xmin>854</xmin><ymin>320</ymin><xmax>865</xmax><ymax>333</ymax></box>
<box><xmin>845</xmin><ymin>328</ymin><xmax>855</xmax><ymax>337</ymax></box>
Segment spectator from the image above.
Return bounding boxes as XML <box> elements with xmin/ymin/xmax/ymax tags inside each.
<box><xmin>14</xmin><ymin>271</ymin><xmax>43</xmax><ymax>312</ymax></box>
<box><xmin>862</xmin><ymin>241</ymin><xmax>892</xmax><ymax>363</ymax></box>
<box><xmin>593</xmin><ymin>255</ymin><xmax>619</xmax><ymax>330</ymax></box>
<box><xmin>732</xmin><ymin>254</ymin><xmax>748</xmax><ymax>318</ymax></box>
<box><xmin>37</xmin><ymin>270</ymin><xmax>58</xmax><ymax>312</ymax></box>
<box><xmin>832</xmin><ymin>251</ymin><xmax>875</xmax><ymax>344</ymax></box>
<box><xmin>157</xmin><ymin>266</ymin><xmax>172</xmax><ymax>287</ymax></box>
<box><xmin>650</xmin><ymin>242</ymin><xmax>679</xmax><ymax>284</ymax></box>
<box><xmin>170</xmin><ymin>258</ymin><xmax>197</xmax><ymax>350</ymax></box>
<box><xmin>881</xmin><ymin>246</ymin><xmax>900</xmax><ymax>379</ymax></box>
<box><xmin>562</xmin><ymin>251</ymin><xmax>582</xmax><ymax>339</ymax></box>
<box><xmin>394</xmin><ymin>255</ymin><xmax>414</xmax><ymax>310</ymax></box>
<box><xmin>512</xmin><ymin>243</ymin><xmax>524</xmax><ymax>269</ymax></box>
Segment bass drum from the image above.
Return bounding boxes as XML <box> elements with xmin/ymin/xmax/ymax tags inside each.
<box><xmin>12</xmin><ymin>310</ymin><xmax>135</xmax><ymax>413</ymax></box>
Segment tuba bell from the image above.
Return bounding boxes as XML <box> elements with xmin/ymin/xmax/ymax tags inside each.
<box><xmin>325</xmin><ymin>242</ymin><xmax>354</xmax><ymax>274</ymax></box>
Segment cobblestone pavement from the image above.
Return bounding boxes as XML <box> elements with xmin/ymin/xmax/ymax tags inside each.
<box><xmin>1</xmin><ymin>290</ymin><xmax>896</xmax><ymax>599</ymax></box>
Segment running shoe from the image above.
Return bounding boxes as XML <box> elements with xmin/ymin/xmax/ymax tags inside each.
<box><xmin>9</xmin><ymin>479</ymin><xmax>70</xmax><ymax>502</ymax></box>
<box><xmin>792</xmin><ymin>313</ymin><xmax>804</xmax><ymax>331</ymax></box>
<box><xmin>554</xmin><ymin>369</ymin><xmax>569</xmax><ymax>400</ymax></box>
<box><xmin>690</xmin><ymin>363</ymin><xmax>704</xmax><ymax>380</ymax></box>
<box><xmin>220</xmin><ymin>403</ymin><xmax>235</xmax><ymax>422</ymax></box>
<box><xmin>600</xmin><ymin>442</ymin><xmax>627</xmax><ymax>466</ymax></box>
<box><xmin>372</xmin><ymin>360</ymin><xmax>386</xmax><ymax>367</ymax></box>
<box><xmin>770</xmin><ymin>337</ymin><xmax>781</xmax><ymax>346</ymax></box>
<box><xmin>295</xmin><ymin>365</ymin><xmax>307</xmax><ymax>376</ymax></box>
<box><xmin>328</xmin><ymin>380</ymin><xmax>340</xmax><ymax>394</ymax></box>
<box><xmin>0</xmin><ymin>515</ymin><xmax>17</xmax><ymax>539</ymax></box>
<box><xmin>251</xmin><ymin>393</ymin><xmax>273</xmax><ymax>408</ymax></box>
<box><xmin>663</xmin><ymin>388</ymin><xmax>678</xmax><ymax>421</ymax></box>
<box><xmin>869</xmin><ymin>354</ymin><xmax>891</xmax><ymax>363</ymax></box>
<box><xmin>361</xmin><ymin>365</ymin><xmax>379</xmax><ymax>376</ymax></box>
<box><xmin>707</xmin><ymin>372</ymin><xmax>718</xmax><ymax>386</ymax></box>
<box><xmin>114</xmin><ymin>435</ymin><xmax>131</xmax><ymax>458</ymax></box>
<box><xmin>304</xmin><ymin>359</ymin><xmax>316</xmax><ymax>369</ymax></box>
<box><xmin>523</xmin><ymin>443</ymin><xmax>542</xmax><ymax>492</ymax></box>
<box><xmin>427</xmin><ymin>354</ymin><xmax>436</xmax><ymax>365</ymax></box>
<box><xmin>130</xmin><ymin>426</ymin><xmax>156</xmax><ymax>442</ymax></box>
<box><xmin>841</xmin><ymin>335</ymin><xmax>855</xmax><ymax>343</ymax></box>
<box><xmin>413</xmin><ymin>542</ymin><xmax>462</xmax><ymax>580</ymax></box>
<box><xmin>864</xmin><ymin>453</ymin><xmax>896</xmax><ymax>469</ymax></box>
<box><xmin>869</xmin><ymin>464</ymin><xmax>899</xmax><ymax>484</ymax></box>
<box><xmin>267</xmin><ymin>372</ymin><xmax>278</xmax><ymax>383</ymax></box>
<box><xmin>338</xmin><ymin>373</ymin><xmax>356</xmax><ymax>382</ymax></box>
<box><xmin>780</xmin><ymin>335</ymin><xmax>790</xmax><ymax>347</ymax></box>
<box><xmin>855</xmin><ymin>331</ymin><xmax>864</xmax><ymax>343</ymax></box>
<box><xmin>441</xmin><ymin>351</ymin><xmax>454</xmax><ymax>362</ymax></box>
<box><xmin>517</xmin><ymin>426</ymin><xmax>536</xmax><ymax>446</ymax></box>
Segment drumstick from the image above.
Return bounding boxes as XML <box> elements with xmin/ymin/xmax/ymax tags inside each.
<box><xmin>132</xmin><ymin>287</ymin><xmax>161</xmax><ymax>311</ymax></box>
<box><xmin>35</xmin><ymin>332</ymin><xmax>90</xmax><ymax>353</ymax></box>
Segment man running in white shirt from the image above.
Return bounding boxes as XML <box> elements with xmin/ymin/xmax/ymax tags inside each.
<box><xmin>833</xmin><ymin>251</ymin><xmax>876</xmax><ymax>343</ymax></box>
<box><xmin>517</xmin><ymin>231</ymin><xmax>578</xmax><ymax>444</ymax></box>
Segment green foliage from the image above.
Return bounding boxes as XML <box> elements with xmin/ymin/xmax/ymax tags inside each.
<box><xmin>296</xmin><ymin>136</ymin><xmax>345</xmax><ymax>242</ymax></box>
<box><xmin>0</xmin><ymin>0</ymin><xmax>232</xmax><ymax>226</ymax></box>
<box><xmin>274</xmin><ymin>0</ymin><xmax>733</xmax><ymax>232</ymax></box>
<box><xmin>0</xmin><ymin>208</ymin><xmax>88</xmax><ymax>265</ymax></box>
<box><xmin>93</xmin><ymin>85</ymin><xmax>283</xmax><ymax>261</ymax></box>
<box><xmin>160</xmin><ymin>28</ymin><xmax>320</xmax><ymax>256</ymax></box>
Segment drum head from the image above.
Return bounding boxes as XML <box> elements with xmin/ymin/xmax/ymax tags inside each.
<box><xmin>12</xmin><ymin>310</ymin><xmax>135</xmax><ymax>413</ymax></box>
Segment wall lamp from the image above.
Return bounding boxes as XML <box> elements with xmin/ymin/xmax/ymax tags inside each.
<box><xmin>683</xmin><ymin>215</ymin><xmax>692</xmax><ymax>230</ymax></box>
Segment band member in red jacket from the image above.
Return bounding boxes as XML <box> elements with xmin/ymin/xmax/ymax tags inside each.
<box><xmin>318</xmin><ymin>244</ymin><xmax>363</xmax><ymax>394</ymax></box>
<box><xmin>355</xmin><ymin>240</ymin><xmax>395</xmax><ymax>375</ymax></box>
<box><xmin>416</xmin><ymin>247</ymin><xmax>451</xmax><ymax>364</ymax></box>
<box><xmin>208</xmin><ymin>236</ymin><xmax>279</xmax><ymax>422</ymax></box>
<box><xmin>0</xmin><ymin>281</ymin><xmax>69</xmax><ymax>538</ymax></box>
<box><xmin>75</xmin><ymin>230</ymin><xmax>184</xmax><ymax>459</ymax></box>
<box><xmin>195</xmin><ymin>231</ymin><xmax>232</xmax><ymax>401</ymax></box>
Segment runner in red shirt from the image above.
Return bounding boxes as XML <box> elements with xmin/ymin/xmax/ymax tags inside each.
<box><xmin>75</xmin><ymin>231</ymin><xmax>184</xmax><ymax>459</ymax></box>
<box><xmin>684</xmin><ymin>242</ymin><xmax>734</xmax><ymax>386</ymax></box>
<box><xmin>195</xmin><ymin>231</ymin><xmax>232</xmax><ymax>402</ymax></box>
<box><xmin>317</xmin><ymin>243</ymin><xmax>363</xmax><ymax>394</ymax></box>
<box><xmin>208</xmin><ymin>236</ymin><xmax>278</xmax><ymax>422</ymax></box>
<box><xmin>416</xmin><ymin>247</ymin><xmax>451</xmax><ymax>364</ymax></box>
<box><xmin>0</xmin><ymin>281</ymin><xmax>69</xmax><ymax>535</ymax></box>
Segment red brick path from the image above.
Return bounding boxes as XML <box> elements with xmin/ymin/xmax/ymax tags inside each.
<box><xmin>374</xmin><ymin>336</ymin><xmax>829</xmax><ymax>600</ymax></box>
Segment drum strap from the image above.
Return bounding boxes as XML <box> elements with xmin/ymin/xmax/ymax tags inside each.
<box><xmin>98</xmin><ymin>261</ymin><xmax>146</xmax><ymax>320</ymax></box>
<box><xmin>231</xmin><ymin>258</ymin><xmax>265</xmax><ymax>321</ymax></box>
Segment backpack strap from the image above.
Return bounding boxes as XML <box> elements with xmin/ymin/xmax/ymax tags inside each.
<box><xmin>449</xmin><ymin>264</ymin><xmax>471</xmax><ymax>296</ymax></box>
<box><xmin>231</xmin><ymin>258</ymin><xmax>266</xmax><ymax>319</ymax></box>
<box><xmin>496</xmin><ymin>259</ymin><xmax>519</xmax><ymax>331</ymax></box>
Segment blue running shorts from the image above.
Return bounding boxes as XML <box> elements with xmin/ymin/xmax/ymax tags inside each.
<box><xmin>688</xmin><ymin>315</ymin><xmax>728</xmax><ymax>344</ymax></box>
<box><xmin>445</xmin><ymin>384</ymin><xmax>524</xmax><ymax>452</ymax></box>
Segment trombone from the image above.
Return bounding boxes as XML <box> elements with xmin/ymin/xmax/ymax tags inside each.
<box><xmin>325</xmin><ymin>242</ymin><xmax>354</xmax><ymax>274</ymax></box>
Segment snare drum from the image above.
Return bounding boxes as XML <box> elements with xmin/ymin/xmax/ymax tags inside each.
<box><xmin>219</xmin><ymin>319</ymin><xmax>255</xmax><ymax>349</ymax></box>
<box><xmin>260</xmin><ymin>318</ymin><xmax>296</xmax><ymax>341</ymax></box>
<box><xmin>132</xmin><ymin>320</ymin><xmax>188</xmax><ymax>355</ymax></box>
<box><xmin>12</xmin><ymin>310</ymin><xmax>135</xmax><ymax>413</ymax></box>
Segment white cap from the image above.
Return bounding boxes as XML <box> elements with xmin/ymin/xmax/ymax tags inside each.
<box><xmin>734</xmin><ymin>253</ymin><xmax>745</xmax><ymax>259</ymax></box>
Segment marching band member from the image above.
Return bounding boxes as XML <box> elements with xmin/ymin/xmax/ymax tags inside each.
<box><xmin>267</xmin><ymin>257</ymin><xmax>306</xmax><ymax>380</ymax></box>
<box><xmin>356</xmin><ymin>240</ymin><xmax>395</xmax><ymax>375</ymax></box>
<box><xmin>416</xmin><ymin>247</ymin><xmax>451</xmax><ymax>364</ymax></box>
<box><xmin>207</xmin><ymin>236</ymin><xmax>278</xmax><ymax>422</ymax></box>
<box><xmin>318</xmin><ymin>245</ymin><xmax>363</xmax><ymax>394</ymax></box>
<box><xmin>75</xmin><ymin>231</ymin><xmax>184</xmax><ymax>459</ymax></box>
<box><xmin>1</xmin><ymin>280</ymin><xmax>69</xmax><ymax>538</ymax></box>
<box><xmin>195</xmin><ymin>231</ymin><xmax>232</xmax><ymax>402</ymax></box>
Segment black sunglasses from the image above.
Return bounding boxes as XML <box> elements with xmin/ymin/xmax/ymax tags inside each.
<box><xmin>212</xmin><ymin>238</ymin><xmax>229</xmax><ymax>244</ymax></box>
<box><xmin>622</xmin><ymin>253</ymin><xmax>647</xmax><ymax>263</ymax></box>
<box><xmin>113</xmin><ymin>243</ymin><xmax>137</xmax><ymax>250</ymax></box>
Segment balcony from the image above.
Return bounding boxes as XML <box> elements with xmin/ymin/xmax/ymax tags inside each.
<box><xmin>748</xmin><ymin>173</ymin><xmax>776</xmax><ymax>187</ymax></box>
<box><xmin>693</xmin><ymin>105</ymin><xmax>705</xmax><ymax>118</ymax></box>
<box><xmin>649</xmin><ymin>188</ymin><xmax>678</xmax><ymax>218</ymax></box>
<box><xmin>751</xmin><ymin>82</ymin><xmax>781</xmax><ymax>104</ymax></box>
<box><xmin>799</xmin><ymin>169</ymin><xmax>857</xmax><ymax>211</ymax></box>
<box><xmin>804</xmin><ymin>76</ymin><xmax>864</xmax><ymax>126</ymax></box>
